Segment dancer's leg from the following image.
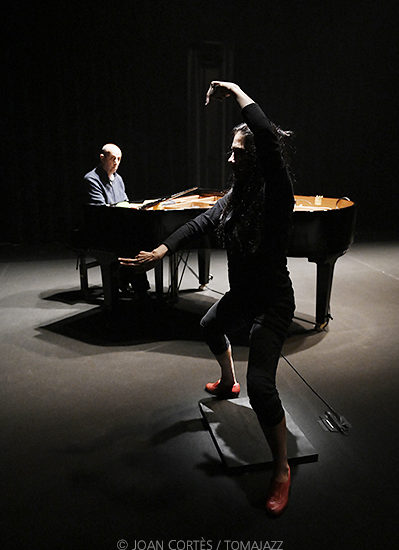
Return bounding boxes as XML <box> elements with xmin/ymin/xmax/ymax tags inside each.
<box><xmin>214</xmin><ymin>345</ymin><xmax>237</xmax><ymax>387</ymax></box>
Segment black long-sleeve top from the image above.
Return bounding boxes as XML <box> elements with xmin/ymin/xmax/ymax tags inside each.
<box><xmin>163</xmin><ymin>102</ymin><xmax>295</xmax><ymax>302</ymax></box>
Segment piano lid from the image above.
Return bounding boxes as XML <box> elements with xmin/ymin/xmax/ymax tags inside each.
<box><xmin>139</xmin><ymin>186</ymin><xmax>201</xmax><ymax>210</ymax></box>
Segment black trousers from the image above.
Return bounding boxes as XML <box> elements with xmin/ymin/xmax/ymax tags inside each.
<box><xmin>200</xmin><ymin>288</ymin><xmax>295</xmax><ymax>427</ymax></box>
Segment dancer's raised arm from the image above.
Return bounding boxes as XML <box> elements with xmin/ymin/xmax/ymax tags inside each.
<box><xmin>205</xmin><ymin>81</ymin><xmax>254</xmax><ymax>109</ymax></box>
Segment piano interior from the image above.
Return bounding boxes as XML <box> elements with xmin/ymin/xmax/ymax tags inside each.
<box><xmin>294</xmin><ymin>195</ymin><xmax>355</xmax><ymax>212</ymax></box>
<box><xmin>118</xmin><ymin>192</ymin><xmax>355</xmax><ymax>212</ymax></box>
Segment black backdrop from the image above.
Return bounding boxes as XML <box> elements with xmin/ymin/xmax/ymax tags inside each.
<box><xmin>3</xmin><ymin>0</ymin><xmax>398</xmax><ymax>245</ymax></box>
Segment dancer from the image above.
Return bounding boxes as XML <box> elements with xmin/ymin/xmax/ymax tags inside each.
<box><xmin>120</xmin><ymin>81</ymin><xmax>295</xmax><ymax>515</ymax></box>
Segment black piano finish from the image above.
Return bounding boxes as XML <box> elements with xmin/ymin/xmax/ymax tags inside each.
<box><xmin>83</xmin><ymin>204</ymin><xmax>216</xmax><ymax>257</ymax></box>
<box><xmin>288</xmin><ymin>201</ymin><xmax>356</xmax><ymax>327</ymax></box>
<box><xmin>82</xmin><ymin>192</ymin><xmax>356</xmax><ymax>328</ymax></box>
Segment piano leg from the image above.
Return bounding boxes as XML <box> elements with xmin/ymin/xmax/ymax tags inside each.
<box><xmin>78</xmin><ymin>255</ymin><xmax>89</xmax><ymax>297</ymax></box>
<box><xmin>166</xmin><ymin>249</ymin><xmax>210</xmax><ymax>297</ymax></box>
<box><xmin>169</xmin><ymin>253</ymin><xmax>179</xmax><ymax>299</ymax></box>
<box><xmin>198</xmin><ymin>249</ymin><xmax>211</xmax><ymax>289</ymax></box>
<box><xmin>155</xmin><ymin>261</ymin><xmax>164</xmax><ymax>297</ymax></box>
<box><xmin>99</xmin><ymin>260</ymin><xmax>119</xmax><ymax>311</ymax></box>
<box><xmin>312</xmin><ymin>254</ymin><xmax>341</xmax><ymax>329</ymax></box>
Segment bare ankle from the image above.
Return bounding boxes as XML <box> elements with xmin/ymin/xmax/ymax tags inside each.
<box><xmin>273</xmin><ymin>462</ymin><xmax>290</xmax><ymax>482</ymax></box>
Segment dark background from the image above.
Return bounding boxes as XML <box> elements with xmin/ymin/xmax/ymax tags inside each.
<box><xmin>2</xmin><ymin>0</ymin><xmax>398</xmax><ymax>245</ymax></box>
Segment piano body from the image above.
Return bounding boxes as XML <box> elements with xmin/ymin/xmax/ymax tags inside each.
<box><xmin>82</xmin><ymin>188</ymin><xmax>356</xmax><ymax>328</ymax></box>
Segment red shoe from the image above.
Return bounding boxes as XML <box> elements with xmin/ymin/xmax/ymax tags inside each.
<box><xmin>266</xmin><ymin>466</ymin><xmax>291</xmax><ymax>516</ymax></box>
<box><xmin>204</xmin><ymin>379</ymin><xmax>240</xmax><ymax>399</ymax></box>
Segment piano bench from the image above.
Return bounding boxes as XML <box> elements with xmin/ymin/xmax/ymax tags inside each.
<box><xmin>75</xmin><ymin>252</ymin><xmax>100</xmax><ymax>298</ymax></box>
<box><xmin>69</xmin><ymin>228</ymin><xmax>100</xmax><ymax>299</ymax></box>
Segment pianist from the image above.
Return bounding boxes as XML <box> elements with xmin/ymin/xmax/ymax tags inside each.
<box><xmin>84</xmin><ymin>143</ymin><xmax>149</xmax><ymax>296</ymax></box>
<box><xmin>83</xmin><ymin>143</ymin><xmax>128</xmax><ymax>206</ymax></box>
<box><xmin>120</xmin><ymin>82</ymin><xmax>295</xmax><ymax>514</ymax></box>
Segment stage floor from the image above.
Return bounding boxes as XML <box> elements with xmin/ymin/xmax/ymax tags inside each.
<box><xmin>1</xmin><ymin>241</ymin><xmax>398</xmax><ymax>549</ymax></box>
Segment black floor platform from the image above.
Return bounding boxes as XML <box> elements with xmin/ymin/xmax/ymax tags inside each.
<box><xmin>199</xmin><ymin>397</ymin><xmax>318</xmax><ymax>469</ymax></box>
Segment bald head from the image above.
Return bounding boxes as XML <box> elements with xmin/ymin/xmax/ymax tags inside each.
<box><xmin>100</xmin><ymin>143</ymin><xmax>122</xmax><ymax>177</ymax></box>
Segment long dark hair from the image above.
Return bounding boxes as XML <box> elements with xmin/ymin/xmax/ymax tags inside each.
<box><xmin>218</xmin><ymin>122</ymin><xmax>294</xmax><ymax>255</ymax></box>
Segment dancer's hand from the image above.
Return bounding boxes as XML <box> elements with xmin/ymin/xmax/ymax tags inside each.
<box><xmin>119</xmin><ymin>244</ymin><xmax>168</xmax><ymax>272</ymax></box>
<box><xmin>205</xmin><ymin>81</ymin><xmax>240</xmax><ymax>105</ymax></box>
<box><xmin>205</xmin><ymin>81</ymin><xmax>254</xmax><ymax>109</ymax></box>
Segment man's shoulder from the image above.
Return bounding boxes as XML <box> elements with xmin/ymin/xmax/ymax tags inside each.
<box><xmin>84</xmin><ymin>166</ymin><xmax>101</xmax><ymax>180</ymax></box>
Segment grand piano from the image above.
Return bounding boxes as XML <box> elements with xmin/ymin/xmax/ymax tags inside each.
<box><xmin>81</xmin><ymin>188</ymin><xmax>356</xmax><ymax>329</ymax></box>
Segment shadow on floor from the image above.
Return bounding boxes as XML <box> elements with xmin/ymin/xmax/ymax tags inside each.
<box><xmin>40</xmin><ymin>287</ymin><xmax>104</xmax><ymax>306</ymax></box>
<box><xmin>39</xmin><ymin>288</ymin><xmax>328</xmax><ymax>353</ymax></box>
<box><xmin>39</xmin><ymin>298</ymin><xmax>205</xmax><ymax>346</ymax></box>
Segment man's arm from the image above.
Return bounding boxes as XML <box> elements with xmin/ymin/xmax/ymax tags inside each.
<box><xmin>84</xmin><ymin>175</ymin><xmax>107</xmax><ymax>205</ymax></box>
<box><xmin>115</xmin><ymin>174</ymin><xmax>129</xmax><ymax>203</ymax></box>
